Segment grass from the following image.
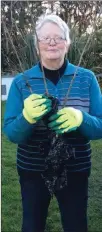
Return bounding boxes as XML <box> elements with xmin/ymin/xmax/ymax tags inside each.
<box><xmin>2</xmin><ymin>101</ymin><xmax>102</xmax><ymax>232</ymax></box>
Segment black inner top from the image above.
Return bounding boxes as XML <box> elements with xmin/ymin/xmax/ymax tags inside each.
<box><xmin>39</xmin><ymin>59</ymin><xmax>67</xmax><ymax>85</ymax></box>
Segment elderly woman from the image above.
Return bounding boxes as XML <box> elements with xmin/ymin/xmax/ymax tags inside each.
<box><xmin>4</xmin><ymin>14</ymin><xmax>102</xmax><ymax>232</ymax></box>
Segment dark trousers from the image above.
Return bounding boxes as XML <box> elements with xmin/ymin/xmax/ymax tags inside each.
<box><xmin>19</xmin><ymin>173</ymin><xmax>88</xmax><ymax>232</ymax></box>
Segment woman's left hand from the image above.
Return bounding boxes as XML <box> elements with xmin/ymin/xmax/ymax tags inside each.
<box><xmin>48</xmin><ymin>107</ymin><xmax>83</xmax><ymax>134</ymax></box>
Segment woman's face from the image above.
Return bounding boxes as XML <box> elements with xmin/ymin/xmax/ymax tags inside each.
<box><xmin>37</xmin><ymin>22</ymin><xmax>69</xmax><ymax>64</ymax></box>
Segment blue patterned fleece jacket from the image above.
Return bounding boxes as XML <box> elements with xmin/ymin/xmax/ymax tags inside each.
<box><xmin>3</xmin><ymin>61</ymin><xmax>102</xmax><ymax>176</ymax></box>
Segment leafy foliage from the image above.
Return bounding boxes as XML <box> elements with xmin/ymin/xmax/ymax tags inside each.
<box><xmin>1</xmin><ymin>1</ymin><xmax>102</xmax><ymax>75</ymax></box>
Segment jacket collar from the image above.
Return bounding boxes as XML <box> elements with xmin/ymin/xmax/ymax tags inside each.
<box><xmin>24</xmin><ymin>60</ymin><xmax>78</xmax><ymax>79</ymax></box>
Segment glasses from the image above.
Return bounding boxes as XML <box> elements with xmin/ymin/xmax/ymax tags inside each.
<box><xmin>38</xmin><ymin>36</ymin><xmax>65</xmax><ymax>44</ymax></box>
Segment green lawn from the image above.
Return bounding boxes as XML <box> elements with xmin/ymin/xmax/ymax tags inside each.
<box><xmin>2</xmin><ymin>102</ymin><xmax>102</xmax><ymax>232</ymax></box>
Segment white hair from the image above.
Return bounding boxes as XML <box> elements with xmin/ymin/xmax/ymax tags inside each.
<box><xmin>34</xmin><ymin>14</ymin><xmax>71</xmax><ymax>47</ymax></box>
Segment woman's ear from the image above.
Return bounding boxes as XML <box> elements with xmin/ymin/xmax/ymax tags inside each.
<box><xmin>65</xmin><ymin>43</ymin><xmax>70</xmax><ymax>54</ymax></box>
<box><xmin>36</xmin><ymin>47</ymin><xmax>39</xmax><ymax>55</ymax></box>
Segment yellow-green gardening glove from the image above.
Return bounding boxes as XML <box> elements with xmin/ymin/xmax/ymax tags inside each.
<box><xmin>48</xmin><ymin>107</ymin><xmax>83</xmax><ymax>134</ymax></box>
<box><xmin>23</xmin><ymin>94</ymin><xmax>52</xmax><ymax>124</ymax></box>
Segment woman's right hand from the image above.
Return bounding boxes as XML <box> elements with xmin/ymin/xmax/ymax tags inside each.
<box><xmin>23</xmin><ymin>94</ymin><xmax>52</xmax><ymax>124</ymax></box>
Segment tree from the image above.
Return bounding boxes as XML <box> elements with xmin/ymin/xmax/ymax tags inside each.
<box><xmin>1</xmin><ymin>1</ymin><xmax>102</xmax><ymax>74</ymax></box>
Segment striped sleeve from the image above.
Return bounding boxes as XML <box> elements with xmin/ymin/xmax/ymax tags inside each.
<box><xmin>79</xmin><ymin>72</ymin><xmax>102</xmax><ymax>140</ymax></box>
<box><xmin>3</xmin><ymin>77</ymin><xmax>37</xmax><ymax>144</ymax></box>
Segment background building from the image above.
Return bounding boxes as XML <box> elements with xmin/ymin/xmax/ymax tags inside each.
<box><xmin>2</xmin><ymin>76</ymin><xmax>14</xmax><ymax>101</ymax></box>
